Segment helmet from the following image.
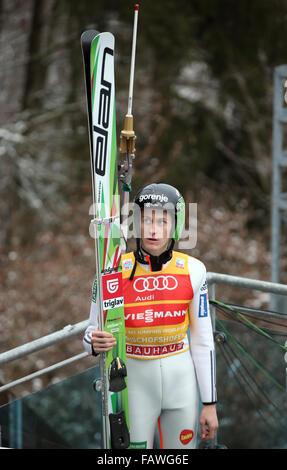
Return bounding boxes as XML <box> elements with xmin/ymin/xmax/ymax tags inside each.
<box><xmin>133</xmin><ymin>183</ymin><xmax>185</xmax><ymax>241</ymax></box>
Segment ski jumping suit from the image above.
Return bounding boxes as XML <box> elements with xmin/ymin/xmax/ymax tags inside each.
<box><xmin>83</xmin><ymin>250</ymin><xmax>217</xmax><ymax>449</ymax></box>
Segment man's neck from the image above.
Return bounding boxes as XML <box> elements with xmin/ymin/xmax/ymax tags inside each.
<box><xmin>140</xmin><ymin>245</ymin><xmax>173</xmax><ymax>271</ymax></box>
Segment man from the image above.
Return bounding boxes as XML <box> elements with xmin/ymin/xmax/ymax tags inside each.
<box><xmin>83</xmin><ymin>183</ymin><xmax>218</xmax><ymax>449</ymax></box>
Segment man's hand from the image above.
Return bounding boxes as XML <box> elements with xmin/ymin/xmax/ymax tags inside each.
<box><xmin>91</xmin><ymin>329</ymin><xmax>116</xmax><ymax>354</ymax></box>
<box><xmin>199</xmin><ymin>404</ymin><xmax>218</xmax><ymax>441</ymax></box>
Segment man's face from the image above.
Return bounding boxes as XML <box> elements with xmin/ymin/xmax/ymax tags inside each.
<box><xmin>140</xmin><ymin>208</ymin><xmax>173</xmax><ymax>256</ymax></box>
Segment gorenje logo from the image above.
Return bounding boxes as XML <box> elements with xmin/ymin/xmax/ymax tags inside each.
<box><xmin>93</xmin><ymin>46</ymin><xmax>113</xmax><ymax>176</ymax></box>
<box><xmin>133</xmin><ymin>276</ymin><xmax>178</xmax><ymax>292</ymax></box>
<box><xmin>138</xmin><ymin>194</ymin><xmax>169</xmax><ymax>203</ymax></box>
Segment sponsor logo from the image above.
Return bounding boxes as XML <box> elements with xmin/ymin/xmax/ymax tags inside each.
<box><xmin>93</xmin><ymin>46</ymin><xmax>114</xmax><ymax>176</ymax></box>
<box><xmin>176</xmin><ymin>257</ymin><xmax>185</xmax><ymax>269</ymax></box>
<box><xmin>133</xmin><ymin>275</ymin><xmax>178</xmax><ymax>292</ymax></box>
<box><xmin>103</xmin><ymin>298</ymin><xmax>123</xmax><ymax>310</ymax></box>
<box><xmin>125</xmin><ymin>308</ymin><xmax>187</xmax><ymax>324</ymax></box>
<box><xmin>102</xmin><ymin>272</ymin><xmax>123</xmax><ymax>311</ymax></box>
<box><xmin>135</xmin><ymin>294</ymin><xmax>155</xmax><ymax>302</ymax></box>
<box><xmin>92</xmin><ymin>277</ymin><xmax>97</xmax><ymax>302</ymax></box>
<box><xmin>180</xmin><ymin>429</ymin><xmax>194</xmax><ymax>445</ymax></box>
<box><xmin>123</xmin><ymin>258</ymin><xmax>133</xmax><ymax>271</ymax></box>
<box><xmin>138</xmin><ymin>193</ymin><xmax>168</xmax><ymax>203</ymax></box>
<box><xmin>129</xmin><ymin>441</ymin><xmax>147</xmax><ymax>449</ymax></box>
<box><xmin>199</xmin><ymin>293</ymin><xmax>208</xmax><ymax>317</ymax></box>
<box><xmin>126</xmin><ymin>342</ymin><xmax>184</xmax><ymax>357</ymax></box>
<box><xmin>200</xmin><ymin>280</ymin><xmax>208</xmax><ymax>292</ymax></box>
<box><xmin>107</xmin><ymin>278</ymin><xmax>119</xmax><ymax>294</ymax></box>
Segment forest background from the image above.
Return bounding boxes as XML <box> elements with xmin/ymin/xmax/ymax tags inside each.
<box><xmin>1</xmin><ymin>0</ymin><xmax>287</xmax><ymax>449</ymax></box>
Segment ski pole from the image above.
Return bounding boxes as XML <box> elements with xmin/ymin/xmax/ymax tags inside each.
<box><xmin>127</xmin><ymin>4</ymin><xmax>139</xmax><ymax>117</ymax></box>
<box><xmin>120</xmin><ymin>4</ymin><xmax>140</xmax><ymax>253</ymax></box>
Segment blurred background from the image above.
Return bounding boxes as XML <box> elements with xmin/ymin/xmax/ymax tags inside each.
<box><xmin>1</xmin><ymin>0</ymin><xmax>287</xmax><ymax>449</ymax></box>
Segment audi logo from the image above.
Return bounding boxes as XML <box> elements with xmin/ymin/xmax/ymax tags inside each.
<box><xmin>134</xmin><ymin>275</ymin><xmax>178</xmax><ymax>292</ymax></box>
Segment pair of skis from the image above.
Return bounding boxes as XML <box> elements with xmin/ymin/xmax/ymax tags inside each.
<box><xmin>81</xmin><ymin>5</ymin><xmax>139</xmax><ymax>450</ymax></box>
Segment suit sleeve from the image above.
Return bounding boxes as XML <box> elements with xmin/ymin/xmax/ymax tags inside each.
<box><xmin>83</xmin><ymin>277</ymin><xmax>99</xmax><ymax>356</ymax></box>
<box><xmin>188</xmin><ymin>259</ymin><xmax>217</xmax><ymax>404</ymax></box>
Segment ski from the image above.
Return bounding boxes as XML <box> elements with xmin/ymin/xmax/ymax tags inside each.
<box><xmin>81</xmin><ymin>30</ymin><xmax>130</xmax><ymax>449</ymax></box>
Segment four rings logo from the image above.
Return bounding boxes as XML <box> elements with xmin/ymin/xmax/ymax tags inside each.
<box><xmin>134</xmin><ymin>276</ymin><xmax>178</xmax><ymax>292</ymax></box>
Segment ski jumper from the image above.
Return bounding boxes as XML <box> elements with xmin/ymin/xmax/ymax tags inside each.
<box><xmin>83</xmin><ymin>250</ymin><xmax>217</xmax><ymax>449</ymax></box>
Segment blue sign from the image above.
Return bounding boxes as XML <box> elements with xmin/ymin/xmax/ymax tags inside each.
<box><xmin>199</xmin><ymin>294</ymin><xmax>208</xmax><ymax>318</ymax></box>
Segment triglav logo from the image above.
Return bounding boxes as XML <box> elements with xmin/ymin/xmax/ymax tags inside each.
<box><xmin>107</xmin><ymin>278</ymin><xmax>119</xmax><ymax>294</ymax></box>
<box><xmin>134</xmin><ymin>275</ymin><xmax>178</xmax><ymax>292</ymax></box>
<box><xmin>102</xmin><ymin>272</ymin><xmax>123</xmax><ymax>311</ymax></box>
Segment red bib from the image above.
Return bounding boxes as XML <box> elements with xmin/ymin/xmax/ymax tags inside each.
<box><xmin>122</xmin><ymin>251</ymin><xmax>194</xmax><ymax>359</ymax></box>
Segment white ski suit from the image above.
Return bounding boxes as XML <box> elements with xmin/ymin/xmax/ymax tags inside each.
<box><xmin>83</xmin><ymin>250</ymin><xmax>217</xmax><ymax>449</ymax></box>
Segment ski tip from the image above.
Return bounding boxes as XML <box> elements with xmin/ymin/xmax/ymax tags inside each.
<box><xmin>134</xmin><ymin>4</ymin><xmax>139</xmax><ymax>11</ymax></box>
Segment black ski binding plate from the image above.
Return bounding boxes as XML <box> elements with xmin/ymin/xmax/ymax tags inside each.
<box><xmin>109</xmin><ymin>357</ymin><xmax>127</xmax><ymax>392</ymax></box>
<box><xmin>109</xmin><ymin>410</ymin><xmax>130</xmax><ymax>449</ymax></box>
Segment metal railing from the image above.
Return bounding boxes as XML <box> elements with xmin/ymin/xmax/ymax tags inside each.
<box><xmin>0</xmin><ymin>272</ymin><xmax>287</xmax><ymax>395</ymax></box>
<box><xmin>207</xmin><ymin>272</ymin><xmax>287</xmax><ymax>328</ymax></box>
<box><xmin>0</xmin><ymin>320</ymin><xmax>90</xmax><ymax>393</ymax></box>
<box><xmin>207</xmin><ymin>271</ymin><xmax>287</xmax><ymax>395</ymax></box>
